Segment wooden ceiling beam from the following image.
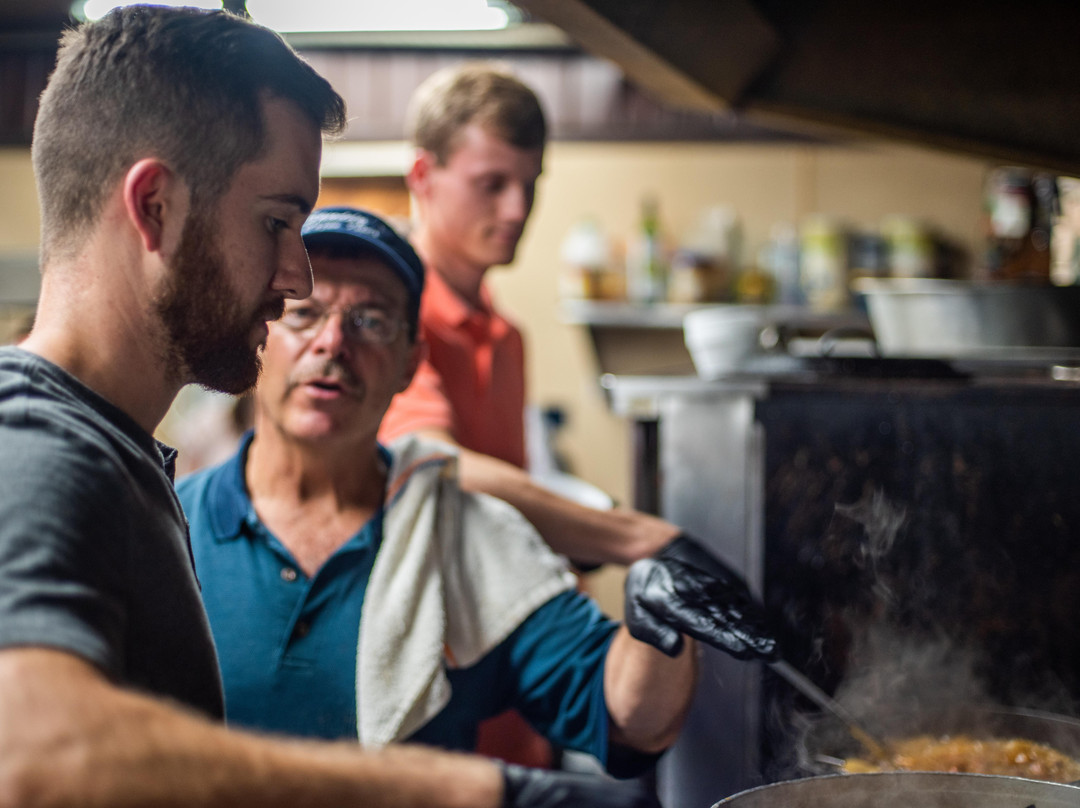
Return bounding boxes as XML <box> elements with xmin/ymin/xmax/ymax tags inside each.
<box><xmin>515</xmin><ymin>0</ymin><xmax>781</xmax><ymax>112</ymax></box>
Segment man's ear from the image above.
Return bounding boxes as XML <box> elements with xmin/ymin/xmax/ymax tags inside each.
<box><xmin>406</xmin><ymin>149</ymin><xmax>436</xmax><ymax>196</ymax></box>
<box><xmin>122</xmin><ymin>158</ymin><xmax>182</xmax><ymax>254</ymax></box>
<box><xmin>398</xmin><ymin>335</ymin><xmax>427</xmax><ymax>393</ymax></box>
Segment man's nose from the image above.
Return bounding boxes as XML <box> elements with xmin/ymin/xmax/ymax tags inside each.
<box><xmin>501</xmin><ymin>184</ymin><xmax>533</xmax><ymax>223</ymax></box>
<box><xmin>273</xmin><ymin>232</ymin><xmax>315</xmax><ymax>300</ymax></box>
<box><xmin>307</xmin><ymin>310</ymin><xmax>349</xmax><ymax>354</ymax></box>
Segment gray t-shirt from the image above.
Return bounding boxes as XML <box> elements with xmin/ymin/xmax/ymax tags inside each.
<box><xmin>0</xmin><ymin>347</ymin><xmax>223</xmax><ymax>718</ymax></box>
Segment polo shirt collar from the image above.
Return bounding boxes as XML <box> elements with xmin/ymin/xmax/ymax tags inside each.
<box><xmin>204</xmin><ymin>430</ymin><xmax>256</xmax><ymax>543</ymax></box>
<box><xmin>202</xmin><ymin>432</ymin><xmax>395</xmax><ymax>545</ymax></box>
<box><xmin>423</xmin><ymin>265</ymin><xmax>496</xmax><ymax>329</ymax></box>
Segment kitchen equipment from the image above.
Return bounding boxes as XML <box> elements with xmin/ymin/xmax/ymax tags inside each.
<box><xmin>713</xmin><ymin>772</ymin><xmax>1080</xmax><ymax>808</ymax></box>
<box><xmin>853</xmin><ymin>277</ymin><xmax>1080</xmax><ymax>358</ymax></box>
<box><xmin>684</xmin><ymin>305</ymin><xmax>879</xmax><ymax>380</ymax></box>
<box><xmin>603</xmin><ymin>369</ymin><xmax>1080</xmax><ymax>805</ymax></box>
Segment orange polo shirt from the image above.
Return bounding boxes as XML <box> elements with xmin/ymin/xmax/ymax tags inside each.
<box><xmin>380</xmin><ymin>267</ymin><xmax>527</xmax><ymax>469</ymax></box>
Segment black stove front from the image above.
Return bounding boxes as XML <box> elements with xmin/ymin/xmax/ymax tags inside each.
<box><xmin>757</xmin><ymin>376</ymin><xmax>1080</xmax><ymax>778</ymax></box>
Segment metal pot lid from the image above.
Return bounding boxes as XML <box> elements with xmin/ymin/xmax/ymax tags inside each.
<box><xmin>713</xmin><ymin>772</ymin><xmax>1080</xmax><ymax>808</ymax></box>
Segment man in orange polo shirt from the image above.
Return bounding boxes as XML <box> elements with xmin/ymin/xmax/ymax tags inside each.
<box><xmin>379</xmin><ymin>64</ymin><xmax>779</xmax><ymax>770</ymax></box>
<box><xmin>380</xmin><ymin>63</ymin><xmax>680</xmax><ymax>565</ymax></box>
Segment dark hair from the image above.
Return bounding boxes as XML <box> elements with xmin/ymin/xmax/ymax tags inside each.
<box><xmin>406</xmin><ymin>62</ymin><xmax>546</xmax><ymax>165</ymax></box>
<box><xmin>32</xmin><ymin>6</ymin><xmax>346</xmax><ymax>263</ymax></box>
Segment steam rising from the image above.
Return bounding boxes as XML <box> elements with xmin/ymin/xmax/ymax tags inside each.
<box><xmin>834</xmin><ymin>490</ymin><xmax>906</xmax><ymax>605</ymax></box>
<box><xmin>782</xmin><ymin>487</ymin><xmax>1080</xmax><ymax>778</ymax></box>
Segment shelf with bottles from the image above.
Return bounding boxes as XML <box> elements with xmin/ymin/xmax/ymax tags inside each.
<box><xmin>559</xmin><ymin>198</ymin><xmax>751</xmax><ymax>309</ymax></box>
<box><xmin>557</xmin><ymin>298</ymin><xmax>870</xmax><ymax>336</ymax></box>
<box><xmin>557</xmin><ymin>198</ymin><xmax>869</xmax><ymax>338</ymax></box>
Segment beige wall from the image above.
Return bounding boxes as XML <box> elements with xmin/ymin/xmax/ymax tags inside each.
<box><xmin>0</xmin><ymin>148</ymin><xmax>40</xmax><ymax>250</ymax></box>
<box><xmin>0</xmin><ymin>149</ymin><xmax>41</xmax><ymax>340</ymax></box>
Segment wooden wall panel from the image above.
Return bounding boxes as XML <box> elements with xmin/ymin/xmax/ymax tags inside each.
<box><xmin>300</xmin><ymin>48</ymin><xmax>817</xmax><ymax>144</ymax></box>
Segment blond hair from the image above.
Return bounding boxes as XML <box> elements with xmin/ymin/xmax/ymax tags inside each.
<box><xmin>406</xmin><ymin>62</ymin><xmax>546</xmax><ymax>164</ymax></box>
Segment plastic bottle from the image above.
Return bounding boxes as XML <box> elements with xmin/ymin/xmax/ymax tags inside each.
<box><xmin>765</xmin><ymin>222</ymin><xmax>803</xmax><ymax>305</ymax></box>
<box><xmin>982</xmin><ymin>167</ymin><xmax>1053</xmax><ymax>282</ymax></box>
<box><xmin>799</xmin><ymin>216</ymin><xmax>849</xmax><ymax>312</ymax></box>
<box><xmin>625</xmin><ymin>195</ymin><xmax>667</xmax><ymax>303</ymax></box>
<box><xmin>880</xmin><ymin>215</ymin><xmax>934</xmax><ymax>278</ymax></box>
<box><xmin>1051</xmin><ymin>176</ymin><xmax>1080</xmax><ymax>286</ymax></box>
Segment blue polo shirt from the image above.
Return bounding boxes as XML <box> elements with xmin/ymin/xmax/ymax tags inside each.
<box><xmin>177</xmin><ymin>433</ymin><xmax>618</xmax><ymax>760</ymax></box>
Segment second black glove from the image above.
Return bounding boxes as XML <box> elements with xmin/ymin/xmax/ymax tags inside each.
<box><xmin>624</xmin><ymin>533</ymin><xmax>778</xmax><ymax>661</ymax></box>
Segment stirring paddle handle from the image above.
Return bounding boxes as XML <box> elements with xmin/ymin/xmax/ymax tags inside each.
<box><xmin>768</xmin><ymin>659</ymin><xmax>891</xmax><ymax>762</ymax></box>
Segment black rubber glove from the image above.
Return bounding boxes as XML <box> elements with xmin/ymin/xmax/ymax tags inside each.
<box><xmin>624</xmin><ymin>533</ymin><xmax>779</xmax><ymax>661</ymax></box>
<box><xmin>501</xmin><ymin>763</ymin><xmax>661</xmax><ymax>808</ymax></box>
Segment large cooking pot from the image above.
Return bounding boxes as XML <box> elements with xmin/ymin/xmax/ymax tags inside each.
<box><xmin>713</xmin><ymin>772</ymin><xmax>1080</xmax><ymax>807</ymax></box>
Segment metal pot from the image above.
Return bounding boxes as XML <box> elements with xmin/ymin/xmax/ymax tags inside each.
<box><xmin>713</xmin><ymin>772</ymin><xmax>1080</xmax><ymax>807</ymax></box>
<box><xmin>852</xmin><ymin>278</ymin><xmax>1080</xmax><ymax>358</ymax></box>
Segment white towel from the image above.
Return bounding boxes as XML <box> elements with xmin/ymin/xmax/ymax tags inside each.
<box><xmin>356</xmin><ymin>434</ymin><xmax>577</xmax><ymax>746</ymax></box>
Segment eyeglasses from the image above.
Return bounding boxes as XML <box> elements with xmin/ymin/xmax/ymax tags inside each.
<box><xmin>278</xmin><ymin>303</ymin><xmax>407</xmax><ymax>345</ymax></box>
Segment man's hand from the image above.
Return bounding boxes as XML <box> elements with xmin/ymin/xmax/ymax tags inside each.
<box><xmin>624</xmin><ymin>534</ymin><xmax>779</xmax><ymax>661</ymax></box>
<box><xmin>501</xmin><ymin>763</ymin><xmax>661</xmax><ymax>808</ymax></box>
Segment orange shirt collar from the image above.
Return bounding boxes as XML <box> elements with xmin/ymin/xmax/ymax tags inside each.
<box><xmin>422</xmin><ymin>266</ymin><xmax>497</xmax><ymax>329</ymax></box>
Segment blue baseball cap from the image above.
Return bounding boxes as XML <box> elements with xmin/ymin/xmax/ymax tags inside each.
<box><xmin>301</xmin><ymin>206</ymin><xmax>425</xmax><ymax>332</ymax></box>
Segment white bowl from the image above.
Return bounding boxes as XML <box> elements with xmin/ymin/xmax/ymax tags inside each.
<box><xmin>683</xmin><ymin>306</ymin><xmax>766</xmax><ymax>379</ymax></box>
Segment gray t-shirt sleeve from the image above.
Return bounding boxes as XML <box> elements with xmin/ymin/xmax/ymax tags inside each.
<box><xmin>0</xmin><ymin>420</ymin><xmax>128</xmax><ymax>678</ymax></box>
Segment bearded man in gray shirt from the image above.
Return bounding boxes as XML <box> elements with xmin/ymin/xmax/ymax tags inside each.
<box><xmin>0</xmin><ymin>7</ymin><xmax>662</xmax><ymax>808</ymax></box>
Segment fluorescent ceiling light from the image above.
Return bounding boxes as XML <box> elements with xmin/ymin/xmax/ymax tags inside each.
<box><xmin>246</xmin><ymin>0</ymin><xmax>514</xmax><ymax>33</ymax></box>
<box><xmin>77</xmin><ymin>0</ymin><xmax>224</xmax><ymax>22</ymax></box>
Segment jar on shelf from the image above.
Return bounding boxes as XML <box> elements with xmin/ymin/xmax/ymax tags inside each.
<box><xmin>668</xmin><ymin>205</ymin><xmax>741</xmax><ymax>303</ymax></box>
<box><xmin>558</xmin><ymin>218</ymin><xmax>612</xmax><ymax>301</ymax></box>
<box><xmin>668</xmin><ymin>249</ymin><xmax>725</xmax><ymax>303</ymax></box>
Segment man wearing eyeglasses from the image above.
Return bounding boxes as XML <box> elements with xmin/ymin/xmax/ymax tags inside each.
<box><xmin>176</xmin><ymin>206</ymin><xmax>703</xmax><ymax>786</ymax></box>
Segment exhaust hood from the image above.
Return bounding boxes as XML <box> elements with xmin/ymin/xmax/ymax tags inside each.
<box><xmin>513</xmin><ymin>0</ymin><xmax>1080</xmax><ymax>176</ymax></box>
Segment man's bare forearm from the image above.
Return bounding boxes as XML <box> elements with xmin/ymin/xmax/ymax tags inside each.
<box><xmin>0</xmin><ymin>649</ymin><xmax>502</xmax><ymax>808</ymax></box>
<box><xmin>416</xmin><ymin>429</ymin><xmax>678</xmax><ymax>565</ymax></box>
<box><xmin>602</xmin><ymin>628</ymin><xmax>698</xmax><ymax>754</ymax></box>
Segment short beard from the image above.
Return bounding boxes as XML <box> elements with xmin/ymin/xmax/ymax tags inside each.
<box><xmin>154</xmin><ymin>207</ymin><xmax>278</xmax><ymax>395</ymax></box>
